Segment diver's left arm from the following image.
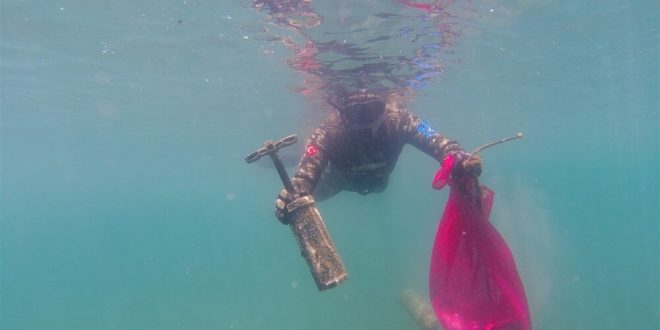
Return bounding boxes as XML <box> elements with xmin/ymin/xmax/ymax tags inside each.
<box><xmin>394</xmin><ymin>110</ymin><xmax>481</xmax><ymax>177</ymax></box>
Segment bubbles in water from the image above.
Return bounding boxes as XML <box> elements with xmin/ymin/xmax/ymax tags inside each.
<box><xmin>226</xmin><ymin>193</ymin><xmax>236</xmax><ymax>201</ymax></box>
<box><xmin>290</xmin><ymin>280</ymin><xmax>298</xmax><ymax>289</ymax></box>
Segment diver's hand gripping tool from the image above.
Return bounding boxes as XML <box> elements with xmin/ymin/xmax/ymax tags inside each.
<box><xmin>245</xmin><ymin>134</ymin><xmax>348</xmax><ymax>291</ymax></box>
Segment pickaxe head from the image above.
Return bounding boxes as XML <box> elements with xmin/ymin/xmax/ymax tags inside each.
<box><xmin>244</xmin><ymin>134</ymin><xmax>297</xmax><ymax>164</ymax></box>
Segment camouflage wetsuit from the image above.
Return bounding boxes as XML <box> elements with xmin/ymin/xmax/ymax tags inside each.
<box><xmin>291</xmin><ymin>103</ymin><xmax>466</xmax><ymax>200</ymax></box>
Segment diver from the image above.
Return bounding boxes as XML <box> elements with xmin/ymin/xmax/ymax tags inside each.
<box><xmin>275</xmin><ymin>89</ymin><xmax>482</xmax><ymax>222</ymax></box>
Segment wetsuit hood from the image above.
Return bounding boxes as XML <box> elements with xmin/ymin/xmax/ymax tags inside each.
<box><xmin>330</xmin><ymin>89</ymin><xmax>387</xmax><ymax>129</ymax></box>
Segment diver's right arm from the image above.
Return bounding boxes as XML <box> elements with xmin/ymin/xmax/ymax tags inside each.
<box><xmin>274</xmin><ymin>122</ymin><xmax>332</xmax><ymax>223</ymax></box>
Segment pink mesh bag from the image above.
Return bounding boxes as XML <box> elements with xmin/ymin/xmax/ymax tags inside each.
<box><xmin>430</xmin><ymin>154</ymin><xmax>531</xmax><ymax>330</ymax></box>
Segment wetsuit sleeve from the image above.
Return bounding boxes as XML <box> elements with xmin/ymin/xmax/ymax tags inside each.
<box><xmin>291</xmin><ymin>122</ymin><xmax>332</xmax><ymax>197</ymax></box>
<box><xmin>394</xmin><ymin>110</ymin><xmax>465</xmax><ymax>162</ymax></box>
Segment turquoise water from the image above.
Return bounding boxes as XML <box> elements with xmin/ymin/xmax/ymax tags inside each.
<box><xmin>1</xmin><ymin>1</ymin><xmax>658</xmax><ymax>329</ymax></box>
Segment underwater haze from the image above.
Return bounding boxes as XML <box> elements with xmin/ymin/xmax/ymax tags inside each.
<box><xmin>1</xmin><ymin>1</ymin><xmax>658</xmax><ymax>329</ymax></box>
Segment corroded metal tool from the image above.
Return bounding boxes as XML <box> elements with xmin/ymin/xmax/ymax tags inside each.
<box><xmin>245</xmin><ymin>134</ymin><xmax>348</xmax><ymax>291</ymax></box>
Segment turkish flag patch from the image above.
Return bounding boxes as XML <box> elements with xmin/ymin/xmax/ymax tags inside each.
<box><xmin>305</xmin><ymin>144</ymin><xmax>318</xmax><ymax>157</ymax></box>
